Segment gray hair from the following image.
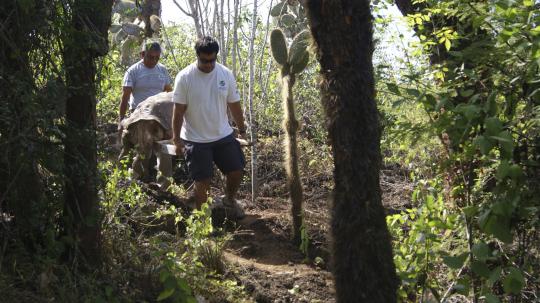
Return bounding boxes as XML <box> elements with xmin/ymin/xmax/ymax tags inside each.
<box><xmin>141</xmin><ymin>41</ymin><xmax>162</xmax><ymax>53</ymax></box>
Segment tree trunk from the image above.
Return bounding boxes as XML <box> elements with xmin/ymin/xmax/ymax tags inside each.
<box><xmin>306</xmin><ymin>1</ymin><xmax>398</xmax><ymax>301</ymax></box>
<box><xmin>231</xmin><ymin>0</ymin><xmax>240</xmax><ymax>77</ymax></box>
<box><xmin>248</xmin><ymin>0</ymin><xmax>258</xmax><ymax>203</ymax></box>
<box><xmin>0</xmin><ymin>0</ymin><xmax>46</xmax><ymax>246</ymax></box>
<box><xmin>188</xmin><ymin>0</ymin><xmax>204</xmax><ymax>38</ymax></box>
<box><xmin>63</xmin><ymin>0</ymin><xmax>112</xmax><ymax>266</ymax></box>
<box><xmin>218</xmin><ymin>0</ymin><xmax>227</xmax><ymax>66</ymax></box>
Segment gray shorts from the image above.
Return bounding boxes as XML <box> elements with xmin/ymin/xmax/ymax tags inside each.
<box><xmin>183</xmin><ymin>133</ymin><xmax>245</xmax><ymax>181</ymax></box>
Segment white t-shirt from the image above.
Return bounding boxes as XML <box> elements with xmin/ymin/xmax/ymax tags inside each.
<box><xmin>172</xmin><ymin>62</ymin><xmax>241</xmax><ymax>143</ymax></box>
<box><xmin>122</xmin><ymin>60</ymin><xmax>172</xmax><ymax>110</ymax></box>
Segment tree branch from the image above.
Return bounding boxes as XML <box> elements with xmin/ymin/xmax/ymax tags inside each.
<box><xmin>172</xmin><ymin>0</ymin><xmax>192</xmax><ymax>17</ymax></box>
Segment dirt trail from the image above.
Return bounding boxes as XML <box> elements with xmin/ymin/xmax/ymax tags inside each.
<box><xmin>223</xmin><ymin>210</ymin><xmax>335</xmax><ymax>303</ymax></box>
<box><xmin>217</xmin><ymin>161</ymin><xmax>412</xmax><ymax>302</ymax></box>
<box><xmin>100</xmin><ymin>126</ymin><xmax>412</xmax><ymax>302</ymax></box>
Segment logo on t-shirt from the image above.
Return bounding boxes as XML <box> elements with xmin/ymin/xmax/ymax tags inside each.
<box><xmin>219</xmin><ymin>80</ymin><xmax>226</xmax><ymax>88</ymax></box>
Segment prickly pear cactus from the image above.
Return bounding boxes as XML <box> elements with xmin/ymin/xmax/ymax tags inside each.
<box><xmin>290</xmin><ymin>51</ymin><xmax>309</xmax><ymax>74</ymax></box>
<box><xmin>109</xmin><ymin>0</ymin><xmax>163</xmax><ymax>66</ymax></box>
<box><xmin>271</xmin><ymin>0</ymin><xmax>308</xmax><ymax>38</ymax></box>
<box><xmin>288</xmin><ymin>29</ymin><xmax>309</xmax><ymax>67</ymax></box>
<box><xmin>270</xmin><ymin>1</ymin><xmax>287</xmax><ymax>17</ymax></box>
<box><xmin>269</xmin><ymin>2</ymin><xmax>311</xmax><ymax>244</ymax></box>
<box><xmin>271</xmin><ymin>29</ymin><xmax>288</xmax><ymax>66</ymax></box>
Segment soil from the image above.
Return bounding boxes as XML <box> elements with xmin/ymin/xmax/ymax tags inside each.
<box><xmin>101</xmin><ymin>126</ymin><xmax>413</xmax><ymax>302</ymax></box>
<box><xmin>195</xmin><ymin>139</ymin><xmax>411</xmax><ymax>302</ymax></box>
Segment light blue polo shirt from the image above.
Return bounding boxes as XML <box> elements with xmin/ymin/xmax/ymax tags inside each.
<box><xmin>122</xmin><ymin>60</ymin><xmax>172</xmax><ymax>110</ymax></box>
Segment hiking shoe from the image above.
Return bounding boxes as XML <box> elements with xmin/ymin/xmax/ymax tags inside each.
<box><xmin>220</xmin><ymin>195</ymin><xmax>245</xmax><ymax>219</ymax></box>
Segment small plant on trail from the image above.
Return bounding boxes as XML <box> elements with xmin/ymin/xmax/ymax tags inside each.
<box><xmin>299</xmin><ymin>219</ymin><xmax>310</xmax><ymax>260</ymax></box>
<box><xmin>155</xmin><ymin>201</ymin><xmax>246</xmax><ymax>302</ymax></box>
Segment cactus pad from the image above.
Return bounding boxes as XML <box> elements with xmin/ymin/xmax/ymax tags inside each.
<box><xmin>290</xmin><ymin>51</ymin><xmax>309</xmax><ymax>74</ymax></box>
<box><xmin>288</xmin><ymin>29</ymin><xmax>310</xmax><ymax>65</ymax></box>
<box><xmin>271</xmin><ymin>29</ymin><xmax>288</xmax><ymax>66</ymax></box>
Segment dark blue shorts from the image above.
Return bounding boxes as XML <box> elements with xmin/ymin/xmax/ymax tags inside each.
<box><xmin>183</xmin><ymin>133</ymin><xmax>246</xmax><ymax>181</ymax></box>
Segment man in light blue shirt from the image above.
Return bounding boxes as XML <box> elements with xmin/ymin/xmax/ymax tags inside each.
<box><xmin>118</xmin><ymin>42</ymin><xmax>172</xmax><ymax>132</ymax></box>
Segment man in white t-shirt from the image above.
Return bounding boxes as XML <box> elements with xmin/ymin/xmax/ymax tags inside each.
<box><xmin>118</xmin><ymin>42</ymin><xmax>172</xmax><ymax>132</ymax></box>
<box><xmin>172</xmin><ymin>36</ymin><xmax>247</xmax><ymax>210</ymax></box>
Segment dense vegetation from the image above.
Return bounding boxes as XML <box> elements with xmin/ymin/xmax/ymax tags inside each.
<box><xmin>1</xmin><ymin>0</ymin><xmax>539</xmax><ymax>302</ymax></box>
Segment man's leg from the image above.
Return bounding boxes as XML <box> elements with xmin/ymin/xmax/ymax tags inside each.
<box><xmin>184</xmin><ymin>140</ymin><xmax>213</xmax><ymax>209</ymax></box>
<box><xmin>225</xmin><ymin>170</ymin><xmax>243</xmax><ymax>202</ymax></box>
<box><xmin>193</xmin><ymin>178</ymin><xmax>211</xmax><ymax>209</ymax></box>
<box><xmin>214</xmin><ymin>134</ymin><xmax>246</xmax><ymax>203</ymax></box>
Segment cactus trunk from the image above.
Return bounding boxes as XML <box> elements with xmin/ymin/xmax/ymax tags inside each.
<box><xmin>281</xmin><ymin>70</ymin><xmax>303</xmax><ymax>243</ymax></box>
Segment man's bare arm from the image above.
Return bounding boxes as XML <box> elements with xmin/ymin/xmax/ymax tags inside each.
<box><xmin>172</xmin><ymin>103</ymin><xmax>187</xmax><ymax>153</ymax></box>
<box><xmin>119</xmin><ymin>86</ymin><xmax>132</xmax><ymax>121</ymax></box>
<box><xmin>228</xmin><ymin>101</ymin><xmax>247</xmax><ymax>136</ymax></box>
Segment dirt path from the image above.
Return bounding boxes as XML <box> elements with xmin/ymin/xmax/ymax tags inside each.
<box><xmin>223</xmin><ymin>210</ymin><xmax>335</xmax><ymax>303</ymax></box>
<box><xmin>101</xmin><ymin>126</ymin><xmax>412</xmax><ymax>302</ymax></box>
<box><xmin>217</xmin><ymin>160</ymin><xmax>412</xmax><ymax>302</ymax></box>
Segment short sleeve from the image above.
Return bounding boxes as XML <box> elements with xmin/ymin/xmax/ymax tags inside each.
<box><xmin>122</xmin><ymin>68</ymin><xmax>134</xmax><ymax>87</ymax></box>
<box><xmin>226</xmin><ymin>71</ymin><xmax>240</xmax><ymax>103</ymax></box>
<box><xmin>172</xmin><ymin>72</ymin><xmax>187</xmax><ymax>104</ymax></box>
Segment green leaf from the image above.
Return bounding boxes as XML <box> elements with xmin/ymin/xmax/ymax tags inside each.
<box><xmin>496</xmin><ymin>160</ymin><xmax>511</xmax><ymax>180</ymax></box>
<box><xmin>483</xmin><ymin>293</ymin><xmax>501</xmax><ymax>303</ymax></box>
<box><xmin>473</xmin><ymin>135</ymin><xmax>494</xmax><ymax>155</ymax></box>
<box><xmin>471</xmin><ymin>260</ymin><xmax>491</xmax><ymax>278</ymax></box>
<box><xmin>105</xmin><ymin>286</ymin><xmax>113</xmax><ymax>297</ymax></box>
<box><xmin>177</xmin><ymin>278</ymin><xmax>191</xmax><ymax>293</ymax></box>
<box><xmin>503</xmin><ymin>267</ymin><xmax>525</xmax><ymax>294</ymax></box>
<box><xmin>490</xmin><ymin>215</ymin><xmax>513</xmax><ymax>243</ymax></box>
<box><xmin>485</xmin><ymin>117</ymin><xmax>503</xmax><ymax>136</ymax></box>
<box><xmin>157</xmin><ymin>288</ymin><xmax>175</xmax><ymax>301</ymax></box>
<box><xmin>454</xmin><ymin>277</ymin><xmax>470</xmax><ymax>295</ymax></box>
<box><xmin>508</xmin><ymin>164</ymin><xmax>522</xmax><ymax>180</ymax></box>
<box><xmin>487</xmin><ymin>267</ymin><xmax>502</xmax><ymax>286</ymax></box>
<box><xmin>472</xmin><ymin>242</ymin><xmax>490</xmax><ymax>261</ymax></box>
<box><xmin>462</xmin><ymin>205</ymin><xmax>478</xmax><ymax>218</ymax></box>
<box><xmin>443</xmin><ymin>253</ymin><xmax>468</xmax><ymax>269</ymax></box>
<box><xmin>531</xmin><ymin>25</ymin><xmax>540</xmax><ymax>35</ymax></box>
<box><xmin>460</xmin><ymin>89</ymin><xmax>475</xmax><ymax>97</ymax></box>
<box><xmin>406</xmin><ymin>88</ymin><xmax>420</xmax><ymax>97</ymax></box>
<box><xmin>484</xmin><ymin>92</ymin><xmax>498</xmax><ymax>115</ymax></box>
<box><xmin>445</xmin><ymin>38</ymin><xmax>451</xmax><ymax>51</ymax></box>
<box><xmin>492</xmin><ymin>130</ymin><xmax>513</xmax><ymax>159</ymax></box>
<box><xmin>386</xmin><ymin>83</ymin><xmax>401</xmax><ymax>96</ymax></box>
<box><xmin>159</xmin><ymin>270</ymin><xmax>170</xmax><ymax>283</ymax></box>
<box><xmin>455</xmin><ymin>104</ymin><xmax>481</xmax><ymax>121</ymax></box>
<box><xmin>491</xmin><ymin>200</ymin><xmax>514</xmax><ymax>217</ymax></box>
<box><xmin>424</xmin><ymin>93</ymin><xmax>437</xmax><ymax>109</ymax></box>
<box><xmin>478</xmin><ymin>209</ymin><xmax>512</xmax><ymax>243</ymax></box>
